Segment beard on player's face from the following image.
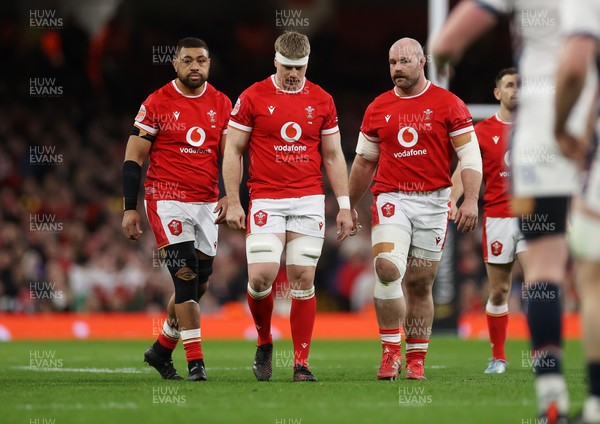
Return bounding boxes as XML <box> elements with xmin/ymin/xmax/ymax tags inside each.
<box><xmin>178</xmin><ymin>70</ymin><xmax>207</xmax><ymax>89</ymax></box>
<box><xmin>505</xmin><ymin>98</ymin><xmax>518</xmax><ymax>111</ymax></box>
<box><xmin>392</xmin><ymin>71</ymin><xmax>419</xmax><ymax>89</ymax></box>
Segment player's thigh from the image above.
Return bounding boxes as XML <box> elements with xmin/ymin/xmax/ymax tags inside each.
<box><xmin>145</xmin><ymin>200</ymin><xmax>196</xmax><ymax>249</ymax></box>
<box><xmin>246</xmin><ymin>197</ymin><xmax>286</xmax><ymax>264</ymax></box>
<box><xmin>519</xmin><ymin>196</ymin><xmax>570</xmax><ymax>283</ymax></box>
<box><xmin>482</xmin><ymin>217</ymin><xmax>524</xmax><ymax>264</ymax></box>
<box><xmin>569</xmin><ymin>206</ymin><xmax>600</xmax><ymax>262</ymax></box>
<box><xmin>405</xmin><ymin>189</ymin><xmax>450</xmax><ymax>255</ymax></box>
<box><xmin>190</xmin><ymin>202</ymin><xmax>219</xmax><ymax>257</ymax></box>
<box><xmin>286</xmin><ymin>194</ymin><xmax>325</xmax><ymax>238</ymax></box>
<box><xmin>285</xmin><ymin>231</ymin><xmax>322</xmax><ymax>287</ymax></box>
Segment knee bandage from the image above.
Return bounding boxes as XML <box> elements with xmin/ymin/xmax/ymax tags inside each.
<box><xmin>372</xmin><ymin>225</ymin><xmax>411</xmax><ymax>299</ymax></box>
<box><xmin>286</xmin><ymin>236</ymin><xmax>324</xmax><ymax>267</ymax></box>
<box><xmin>163</xmin><ymin>241</ymin><xmax>199</xmax><ymax>304</ymax></box>
<box><xmin>246</xmin><ymin>233</ymin><xmax>284</xmax><ymax>264</ymax></box>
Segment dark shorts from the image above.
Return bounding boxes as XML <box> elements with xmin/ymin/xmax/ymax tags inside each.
<box><xmin>518</xmin><ymin>196</ymin><xmax>570</xmax><ymax>241</ymax></box>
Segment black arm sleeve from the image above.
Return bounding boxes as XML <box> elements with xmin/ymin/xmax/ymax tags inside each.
<box><xmin>122</xmin><ymin>160</ymin><xmax>142</xmax><ymax>211</ymax></box>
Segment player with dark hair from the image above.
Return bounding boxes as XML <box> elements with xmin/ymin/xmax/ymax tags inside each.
<box><xmin>223</xmin><ymin>31</ymin><xmax>353</xmax><ymax>382</ymax></box>
<box><xmin>451</xmin><ymin>67</ymin><xmax>526</xmax><ymax>374</ymax></box>
<box><xmin>122</xmin><ymin>36</ymin><xmax>231</xmax><ymax>381</ymax></box>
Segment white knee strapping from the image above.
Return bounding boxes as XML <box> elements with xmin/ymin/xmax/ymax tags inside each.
<box><xmin>286</xmin><ymin>236</ymin><xmax>324</xmax><ymax>267</ymax></box>
<box><xmin>372</xmin><ymin>225</ymin><xmax>411</xmax><ymax>299</ymax></box>
<box><xmin>374</xmin><ymin>275</ymin><xmax>404</xmax><ymax>299</ymax></box>
<box><xmin>246</xmin><ymin>233</ymin><xmax>284</xmax><ymax>264</ymax></box>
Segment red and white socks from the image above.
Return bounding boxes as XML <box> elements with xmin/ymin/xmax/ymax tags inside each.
<box><xmin>405</xmin><ymin>338</ymin><xmax>429</xmax><ymax>365</ymax></box>
<box><xmin>380</xmin><ymin>327</ymin><xmax>401</xmax><ymax>355</ymax></box>
<box><xmin>486</xmin><ymin>301</ymin><xmax>509</xmax><ymax>361</ymax></box>
<box><xmin>247</xmin><ymin>283</ymin><xmax>274</xmax><ymax>346</ymax></box>
<box><xmin>181</xmin><ymin>328</ymin><xmax>203</xmax><ymax>369</ymax></box>
<box><xmin>152</xmin><ymin>319</ymin><xmax>180</xmax><ymax>358</ymax></box>
<box><xmin>290</xmin><ymin>287</ymin><xmax>316</xmax><ymax>368</ymax></box>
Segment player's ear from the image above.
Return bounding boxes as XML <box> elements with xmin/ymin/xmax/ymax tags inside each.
<box><xmin>493</xmin><ymin>87</ymin><xmax>501</xmax><ymax>101</ymax></box>
<box><xmin>172</xmin><ymin>58</ymin><xmax>177</xmax><ymax>73</ymax></box>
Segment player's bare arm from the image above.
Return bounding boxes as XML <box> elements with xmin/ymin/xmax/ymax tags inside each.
<box><xmin>223</xmin><ymin>127</ymin><xmax>250</xmax><ymax>230</ymax></box>
<box><xmin>321</xmin><ymin>131</ymin><xmax>353</xmax><ymax>241</ymax></box>
<box><xmin>451</xmin><ymin>131</ymin><xmax>482</xmax><ymax>233</ymax></box>
<box><xmin>214</xmin><ymin>133</ymin><xmax>230</xmax><ymax>224</ymax></box>
<box><xmin>449</xmin><ymin>162</ymin><xmax>464</xmax><ymax>221</ymax></box>
<box><xmin>429</xmin><ymin>0</ymin><xmax>497</xmax><ymax>79</ymax></box>
<box><xmin>122</xmin><ymin>134</ymin><xmax>152</xmax><ymax>240</ymax></box>
<box><xmin>554</xmin><ymin>35</ymin><xmax>596</xmax><ymax>164</ymax></box>
<box><xmin>348</xmin><ymin>143</ymin><xmax>378</xmax><ymax>232</ymax></box>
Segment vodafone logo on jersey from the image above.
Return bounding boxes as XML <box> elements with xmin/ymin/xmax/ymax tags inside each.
<box><xmin>397</xmin><ymin>126</ymin><xmax>419</xmax><ymax>148</ymax></box>
<box><xmin>393</xmin><ymin>126</ymin><xmax>428</xmax><ymax>159</ymax></box>
<box><xmin>504</xmin><ymin>150</ymin><xmax>511</xmax><ymax>167</ymax></box>
<box><xmin>280</xmin><ymin>122</ymin><xmax>302</xmax><ymax>143</ymax></box>
<box><xmin>186</xmin><ymin>126</ymin><xmax>206</xmax><ymax>147</ymax></box>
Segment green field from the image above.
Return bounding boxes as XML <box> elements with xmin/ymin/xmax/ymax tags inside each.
<box><xmin>0</xmin><ymin>338</ymin><xmax>588</xmax><ymax>424</ymax></box>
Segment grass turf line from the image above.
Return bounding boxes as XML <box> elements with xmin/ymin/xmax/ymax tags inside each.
<box><xmin>0</xmin><ymin>337</ymin><xmax>587</xmax><ymax>424</ymax></box>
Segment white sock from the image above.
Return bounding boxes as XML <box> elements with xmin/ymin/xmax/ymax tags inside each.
<box><xmin>583</xmin><ymin>396</ymin><xmax>600</xmax><ymax>423</ymax></box>
<box><xmin>535</xmin><ymin>374</ymin><xmax>569</xmax><ymax>415</ymax></box>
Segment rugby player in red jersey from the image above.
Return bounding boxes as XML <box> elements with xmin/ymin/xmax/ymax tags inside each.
<box><xmin>122</xmin><ymin>37</ymin><xmax>231</xmax><ymax>381</ymax></box>
<box><xmin>451</xmin><ymin>68</ymin><xmax>526</xmax><ymax>374</ymax></box>
<box><xmin>223</xmin><ymin>31</ymin><xmax>353</xmax><ymax>382</ymax></box>
<box><xmin>348</xmin><ymin>38</ymin><xmax>482</xmax><ymax>381</ymax></box>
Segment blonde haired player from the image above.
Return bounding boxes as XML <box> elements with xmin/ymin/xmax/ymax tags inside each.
<box><xmin>223</xmin><ymin>31</ymin><xmax>353</xmax><ymax>382</ymax></box>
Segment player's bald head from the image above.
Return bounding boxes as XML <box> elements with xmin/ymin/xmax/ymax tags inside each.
<box><xmin>389</xmin><ymin>38</ymin><xmax>425</xmax><ymax>60</ymax></box>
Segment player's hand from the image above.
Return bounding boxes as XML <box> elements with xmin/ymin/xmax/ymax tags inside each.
<box><xmin>122</xmin><ymin>210</ymin><xmax>143</xmax><ymax>240</ymax></box>
<box><xmin>556</xmin><ymin>131</ymin><xmax>588</xmax><ymax>168</ymax></box>
<box><xmin>448</xmin><ymin>200</ymin><xmax>459</xmax><ymax>221</ymax></box>
<box><xmin>454</xmin><ymin>198</ymin><xmax>478</xmax><ymax>233</ymax></box>
<box><xmin>349</xmin><ymin>208</ymin><xmax>362</xmax><ymax>236</ymax></box>
<box><xmin>214</xmin><ymin>196</ymin><xmax>228</xmax><ymax>224</ymax></box>
<box><xmin>336</xmin><ymin>209</ymin><xmax>353</xmax><ymax>241</ymax></box>
<box><xmin>226</xmin><ymin>202</ymin><xmax>246</xmax><ymax>230</ymax></box>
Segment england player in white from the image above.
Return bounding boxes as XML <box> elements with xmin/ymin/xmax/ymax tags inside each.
<box><xmin>555</xmin><ymin>0</ymin><xmax>600</xmax><ymax>421</ymax></box>
<box><xmin>430</xmin><ymin>1</ymin><xmax>594</xmax><ymax>421</ymax></box>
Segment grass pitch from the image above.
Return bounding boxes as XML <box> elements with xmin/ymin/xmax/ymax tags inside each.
<box><xmin>0</xmin><ymin>337</ymin><xmax>587</xmax><ymax>424</ymax></box>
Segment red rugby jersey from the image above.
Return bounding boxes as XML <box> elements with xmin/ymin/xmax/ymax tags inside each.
<box><xmin>477</xmin><ymin>114</ymin><xmax>512</xmax><ymax>217</ymax></box>
<box><xmin>229</xmin><ymin>76</ymin><xmax>339</xmax><ymax>199</ymax></box>
<box><xmin>134</xmin><ymin>80</ymin><xmax>231</xmax><ymax>202</ymax></box>
<box><xmin>360</xmin><ymin>81</ymin><xmax>474</xmax><ymax>195</ymax></box>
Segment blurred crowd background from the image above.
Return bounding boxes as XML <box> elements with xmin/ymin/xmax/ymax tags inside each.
<box><xmin>0</xmin><ymin>0</ymin><xmax>578</xmax><ymax>320</ymax></box>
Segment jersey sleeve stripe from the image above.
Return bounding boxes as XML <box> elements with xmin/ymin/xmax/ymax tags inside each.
<box><xmin>321</xmin><ymin>125</ymin><xmax>339</xmax><ymax>135</ymax></box>
<box><xmin>228</xmin><ymin>120</ymin><xmax>252</xmax><ymax>132</ymax></box>
<box><xmin>362</xmin><ymin>132</ymin><xmax>381</xmax><ymax>142</ymax></box>
<box><xmin>449</xmin><ymin>125</ymin><xmax>475</xmax><ymax>138</ymax></box>
<box><xmin>474</xmin><ymin>0</ymin><xmax>505</xmax><ymax>17</ymax></box>
<box><xmin>134</xmin><ymin>121</ymin><xmax>157</xmax><ymax>135</ymax></box>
